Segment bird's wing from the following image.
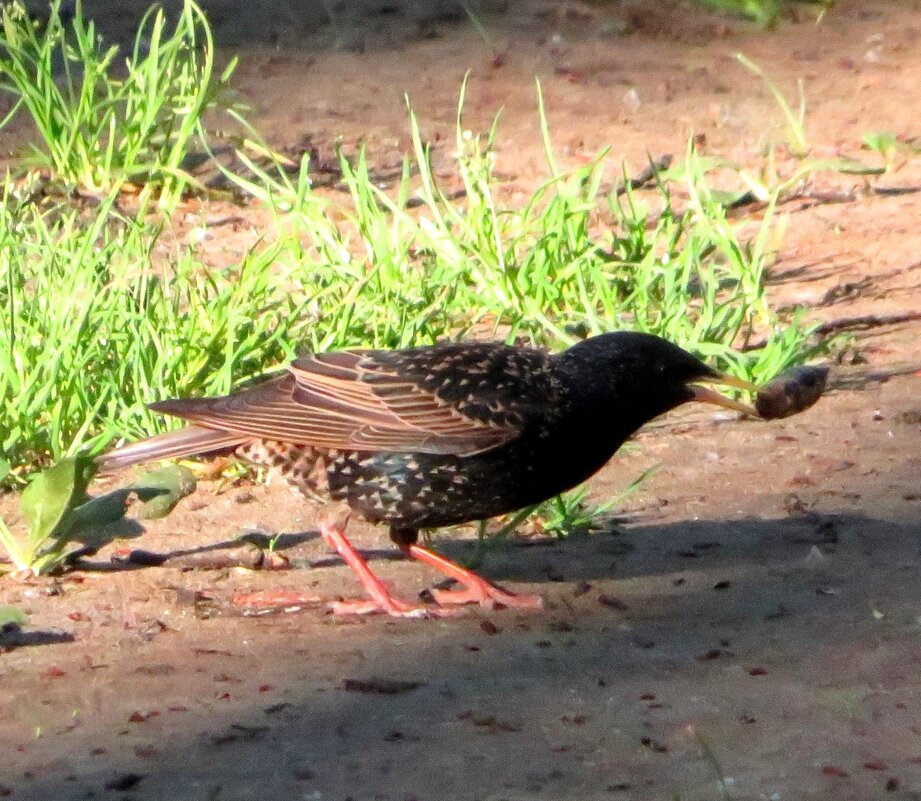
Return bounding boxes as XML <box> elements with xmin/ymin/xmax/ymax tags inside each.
<box><xmin>149</xmin><ymin>343</ymin><xmax>555</xmax><ymax>456</ymax></box>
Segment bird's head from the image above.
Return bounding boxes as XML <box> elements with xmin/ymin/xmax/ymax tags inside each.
<box><xmin>557</xmin><ymin>331</ymin><xmax>757</xmax><ymax>428</ymax></box>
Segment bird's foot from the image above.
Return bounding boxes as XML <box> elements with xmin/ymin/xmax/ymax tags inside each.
<box><xmin>404</xmin><ymin>544</ymin><xmax>544</xmax><ymax>610</ymax></box>
<box><xmin>318</xmin><ymin>513</ymin><xmax>462</xmax><ymax>619</ymax></box>
<box><xmin>431</xmin><ymin>582</ymin><xmax>544</xmax><ymax>610</ymax></box>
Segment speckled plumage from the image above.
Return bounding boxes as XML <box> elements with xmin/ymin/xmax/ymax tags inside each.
<box><xmin>104</xmin><ymin>334</ymin><xmax>714</xmax><ymax>534</ymax></box>
<box><xmin>97</xmin><ymin>332</ymin><xmax>746</xmax><ymax>615</ymax></box>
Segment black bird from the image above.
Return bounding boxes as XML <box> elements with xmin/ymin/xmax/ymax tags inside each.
<box><xmin>97</xmin><ymin>332</ymin><xmax>759</xmax><ymax>617</ymax></box>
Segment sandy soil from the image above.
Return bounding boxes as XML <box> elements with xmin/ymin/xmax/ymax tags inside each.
<box><xmin>3</xmin><ymin>2</ymin><xmax>921</xmax><ymax>799</ymax></box>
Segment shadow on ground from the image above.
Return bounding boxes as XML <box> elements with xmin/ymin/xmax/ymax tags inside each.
<box><xmin>5</xmin><ymin>511</ymin><xmax>921</xmax><ymax>801</ymax></box>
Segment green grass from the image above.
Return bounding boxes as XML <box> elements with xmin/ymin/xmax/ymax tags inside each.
<box><xmin>861</xmin><ymin>130</ymin><xmax>921</xmax><ymax>172</ymax></box>
<box><xmin>736</xmin><ymin>53</ymin><xmax>809</xmax><ymax>156</ymax></box>
<box><xmin>0</xmin><ymin>180</ymin><xmax>321</xmax><ymax>475</ymax></box>
<box><xmin>694</xmin><ymin>0</ymin><xmax>832</xmax><ymax>26</ymax></box>
<box><xmin>0</xmin><ymin>0</ymin><xmax>824</xmax><ymax>494</ymax></box>
<box><xmin>0</xmin><ymin>0</ymin><xmax>234</xmax><ymax>210</ymax></box>
<box><xmin>691</xmin><ymin>56</ymin><xmax>882</xmax><ymax>209</ymax></box>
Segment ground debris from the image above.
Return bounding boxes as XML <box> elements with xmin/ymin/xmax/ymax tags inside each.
<box><xmin>341</xmin><ymin>677</ymin><xmax>424</xmax><ymax>695</ymax></box>
<box><xmin>117</xmin><ymin>542</ymin><xmax>280</xmax><ymax>571</ymax></box>
<box><xmin>104</xmin><ymin>773</ymin><xmax>146</xmax><ymax>791</ymax></box>
<box><xmin>457</xmin><ymin>710</ymin><xmax>522</xmax><ymax>733</ymax></box>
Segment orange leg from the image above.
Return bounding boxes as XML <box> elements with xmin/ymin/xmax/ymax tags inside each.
<box><xmin>319</xmin><ymin>518</ymin><xmax>461</xmax><ymax>618</ymax></box>
<box><xmin>402</xmin><ymin>544</ymin><xmax>544</xmax><ymax>610</ymax></box>
<box><xmin>231</xmin><ymin>511</ymin><xmax>540</xmax><ymax>617</ymax></box>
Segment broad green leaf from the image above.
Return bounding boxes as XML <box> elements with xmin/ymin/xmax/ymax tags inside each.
<box><xmin>0</xmin><ymin>517</ymin><xmax>31</xmax><ymax>573</ymax></box>
<box><xmin>709</xmin><ymin>189</ymin><xmax>751</xmax><ymax>206</ymax></box>
<box><xmin>0</xmin><ymin>606</ymin><xmax>27</xmax><ymax>627</ymax></box>
<box><xmin>19</xmin><ymin>456</ymin><xmax>98</xmax><ymax>548</ymax></box>
<box><xmin>69</xmin><ymin>456</ymin><xmax>98</xmax><ymax>506</ymax></box>
<box><xmin>20</xmin><ymin>458</ymin><xmax>80</xmax><ymax>546</ymax></box>
<box><xmin>59</xmin><ymin>489</ymin><xmax>134</xmax><ymax>540</ymax></box>
<box><xmin>130</xmin><ymin>465</ymin><xmax>196</xmax><ymax>520</ymax></box>
<box><xmin>0</xmin><ymin>458</ymin><xmax>10</xmax><ymax>483</ymax></box>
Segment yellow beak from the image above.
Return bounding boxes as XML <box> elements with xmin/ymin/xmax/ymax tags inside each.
<box><xmin>688</xmin><ymin>372</ymin><xmax>758</xmax><ymax>416</ymax></box>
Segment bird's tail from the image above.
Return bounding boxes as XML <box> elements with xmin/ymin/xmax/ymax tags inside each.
<box><xmin>95</xmin><ymin>425</ymin><xmax>248</xmax><ymax>472</ymax></box>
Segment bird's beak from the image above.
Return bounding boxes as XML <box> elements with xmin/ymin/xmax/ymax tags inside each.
<box><xmin>687</xmin><ymin>372</ymin><xmax>759</xmax><ymax>416</ymax></box>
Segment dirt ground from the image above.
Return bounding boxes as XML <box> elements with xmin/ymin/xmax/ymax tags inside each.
<box><xmin>3</xmin><ymin>1</ymin><xmax>921</xmax><ymax>799</ymax></box>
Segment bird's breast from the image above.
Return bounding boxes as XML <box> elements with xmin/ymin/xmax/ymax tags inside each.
<box><xmin>322</xmin><ymin>419</ymin><xmax>628</xmax><ymax>529</ymax></box>
<box><xmin>238</xmin><ymin>412</ymin><xmax>631</xmax><ymax>530</ymax></box>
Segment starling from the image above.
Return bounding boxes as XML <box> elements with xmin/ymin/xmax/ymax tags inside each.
<box><xmin>98</xmin><ymin>332</ymin><xmax>765</xmax><ymax>618</ymax></box>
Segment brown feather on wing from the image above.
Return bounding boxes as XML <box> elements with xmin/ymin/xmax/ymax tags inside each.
<box><xmin>149</xmin><ymin>349</ymin><xmax>520</xmax><ymax>456</ymax></box>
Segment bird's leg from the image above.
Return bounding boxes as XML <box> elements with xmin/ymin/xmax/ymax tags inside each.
<box><xmin>402</xmin><ymin>543</ymin><xmax>544</xmax><ymax>610</ymax></box>
<box><xmin>319</xmin><ymin>511</ymin><xmax>460</xmax><ymax>618</ymax></box>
